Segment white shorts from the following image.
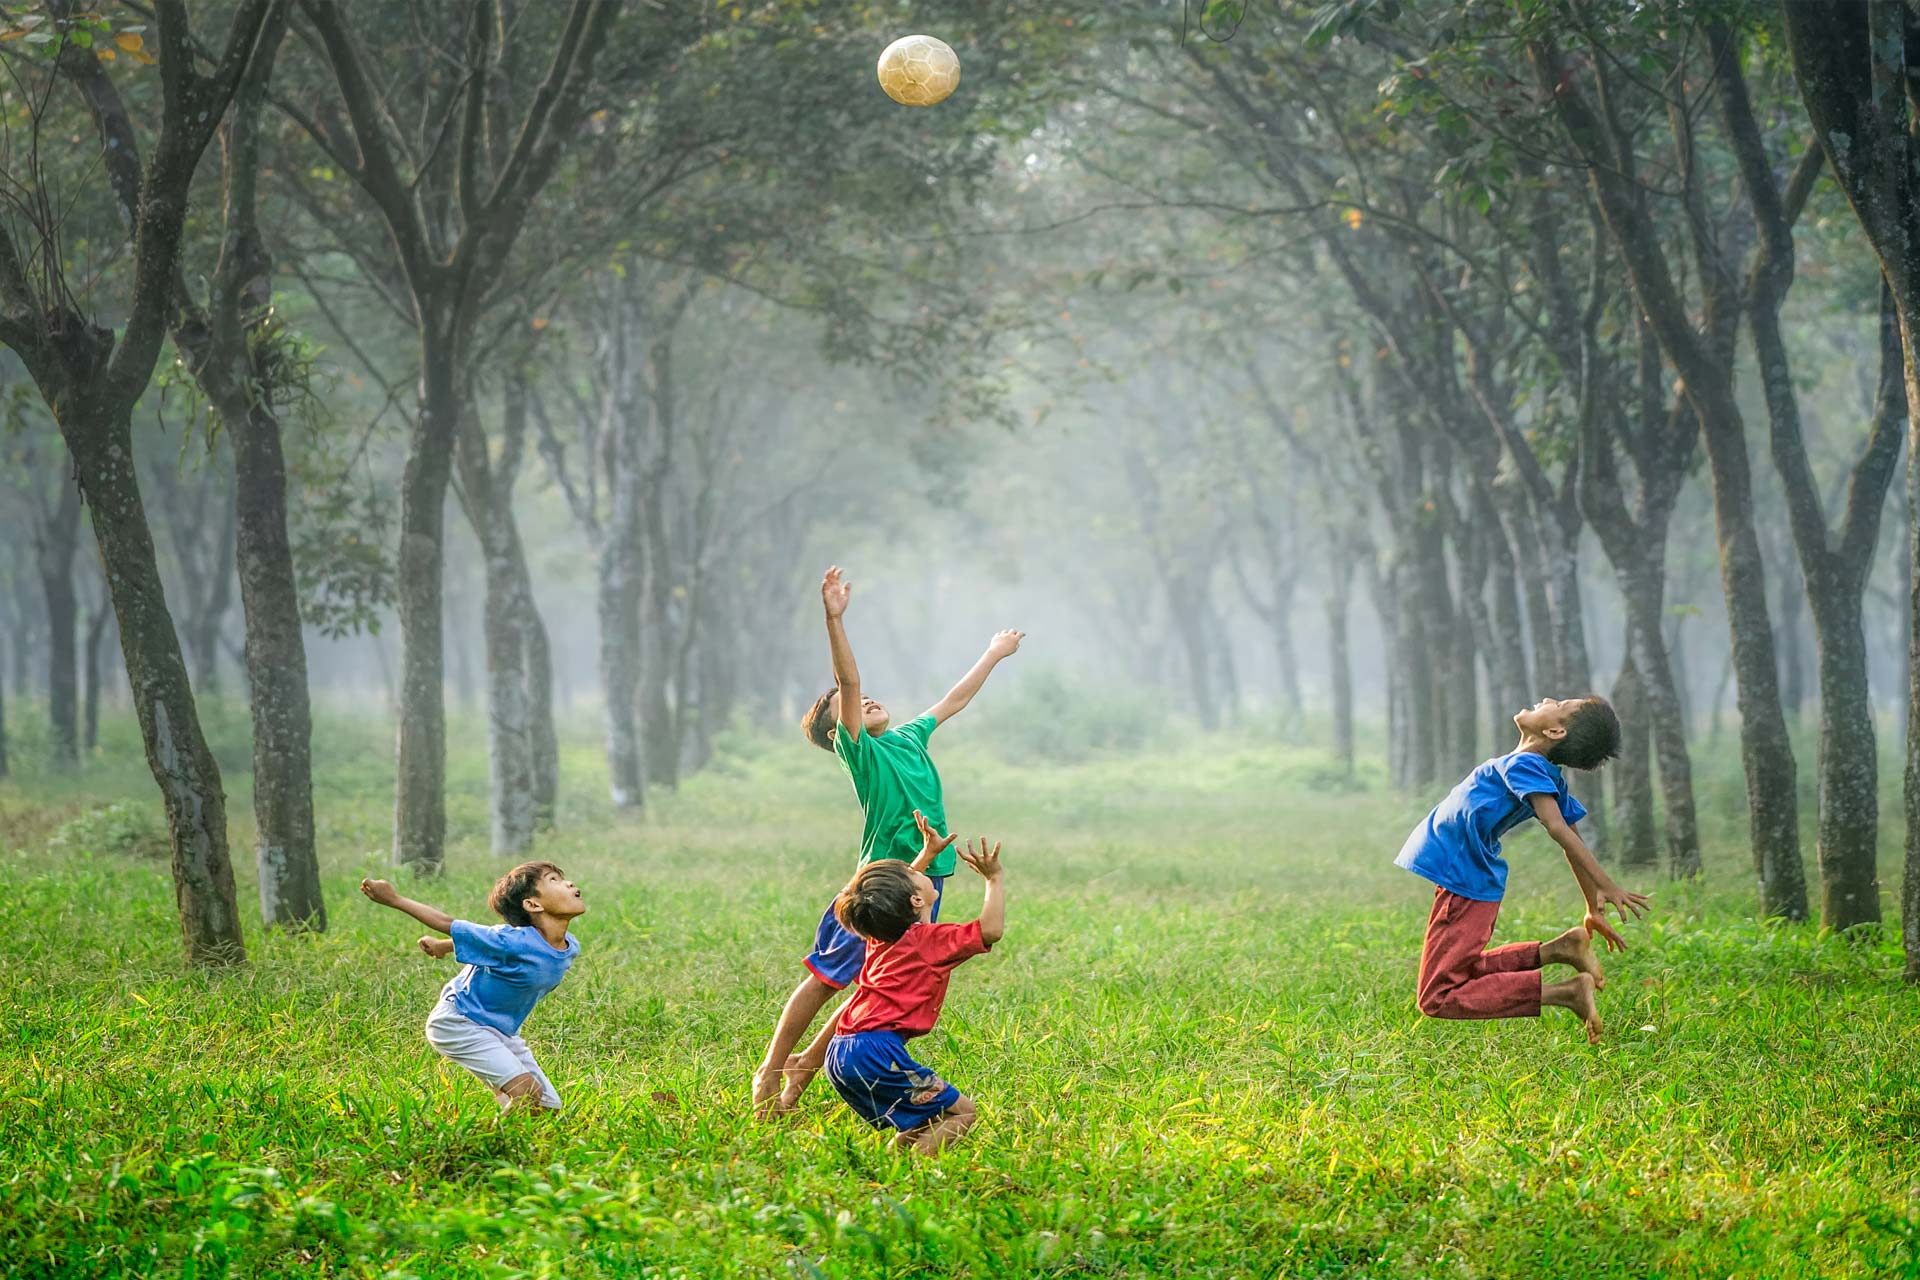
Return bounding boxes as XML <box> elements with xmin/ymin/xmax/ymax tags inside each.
<box><xmin>424</xmin><ymin>995</ymin><xmax>563</xmax><ymax>1111</ymax></box>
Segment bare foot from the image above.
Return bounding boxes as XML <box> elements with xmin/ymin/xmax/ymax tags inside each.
<box><xmin>1544</xmin><ymin>925</ymin><xmax>1605</xmax><ymax>991</ymax></box>
<box><xmin>1565</xmin><ymin>972</ymin><xmax>1602</xmax><ymax>1044</ymax></box>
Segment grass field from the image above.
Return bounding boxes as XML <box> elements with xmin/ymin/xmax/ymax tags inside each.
<box><xmin>1</xmin><ymin>703</ymin><xmax>1917</xmax><ymax>1278</ymax></box>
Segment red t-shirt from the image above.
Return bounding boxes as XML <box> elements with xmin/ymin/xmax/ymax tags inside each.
<box><xmin>835</xmin><ymin>920</ymin><xmax>991</xmax><ymax>1039</ymax></box>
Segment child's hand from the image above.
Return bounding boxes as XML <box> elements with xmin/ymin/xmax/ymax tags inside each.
<box><xmin>1597</xmin><ymin>885</ymin><xmax>1650</xmax><ymax>923</ymax></box>
<box><xmin>822</xmin><ymin>566</ymin><xmax>851</xmax><ymax>619</ymax></box>
<box><xmin>958</xmin><ymin>836</ymin><xmax>1003</xmax><ymax>881</ymax></box>
<box><xmin>909</xmin><ymin>809</ymin><xmax>959</xmax><ymax>872</ymax></box>
<box><xmin>986</xmin><ymin>629</ymin><xmax>1025</xmax><ymax>659</ymax></box>
<box><xmin>360</xmin><ymin>877</ymin><xmax>400</xmax><ymax>908</ymax></box>
<box><xmin>418</xmin><ymin>935</ymin><xmax>455</xmax><ymax>959</ymax></box>
<box><xmin>1584</xmin><ymin>909</ymin><xmax>1628</xmax><ymax>954</ymax></box>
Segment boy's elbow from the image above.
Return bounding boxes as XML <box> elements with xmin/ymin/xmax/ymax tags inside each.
<box><xmin>980</xmin><ymin>923</ymin><xmax>1005</xmax><ymax>946</ymax></box>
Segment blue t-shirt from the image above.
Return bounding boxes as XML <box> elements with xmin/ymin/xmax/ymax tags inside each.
<box><xmin>1395</xmin><ymin>750</ymin><xmax>1587</xmax><ymax>901</ymax></box>
<box><xmin>442</xmin><ymin>920</ymin><xmax>578</xmax><ymax>1036</ymax></box>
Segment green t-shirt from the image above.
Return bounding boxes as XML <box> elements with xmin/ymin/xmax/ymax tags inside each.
<box><xmin>832</xmin><ymin>714</ymin><xmax>954</xmax><ymax>878</ymax></box>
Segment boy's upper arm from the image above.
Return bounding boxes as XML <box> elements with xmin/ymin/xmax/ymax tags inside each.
<box><xmin>895</xmin><ymin>713</ymin><xmax>937</xmax><ymax>751</ymax></box>
<box><xmin>450</xmin><ymin>920</ymin><xmax>510</xmax><ymax>965</ymax></box>
<box><xmin>927</xmin><ymin>919</ymin><xmax>989</xmax><ymax>967</ymax></box>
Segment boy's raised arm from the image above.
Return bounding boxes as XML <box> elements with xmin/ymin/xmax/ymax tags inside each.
<box><xmin>959</xmin><ymin>837</ymin><xmax>1006</xmax><ymax>945</ymax></box>
<box><xmin>822</xmin><ymin>566</ymin><xmax>863</xmax><ymax>737</ymax></box>
<box><xmin>1527</xmin><ymin>795</ymin><xmax>1649</xmax><ymax>952</ymax></box>
<box><xmin>360</xmin><ymin>877</ymin><xmax>455</xmax><ymax>935</ymax></box>
<box><xmin>925</xmin><ymin>630</ymin><xmax>1024</xmax><ymax>725</ymax></box>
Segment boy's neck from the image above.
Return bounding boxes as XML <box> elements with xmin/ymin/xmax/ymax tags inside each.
<box><xmin>533</xmin><ymin>915</ymin><xmax>572</xmax><ymax>949</ymax></box>
<box><xmin>1513</xmin><ymin>730</ymin><xmax>1556</xmax><ymax>757</ymax></box>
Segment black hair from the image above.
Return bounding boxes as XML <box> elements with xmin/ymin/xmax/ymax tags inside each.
<box><xmin>801</xmin><ymin>687</ymin><xmax>838</xmax><ymax>752</ymax></box>
<box><xmin>489</xmin><ymin>861</ymin><xmax>565</xmax><ymax>928</ymax></box>
<box><xmin>834</xmin><ymin>860</ymin><xmax>920</xmax><ymax>943</ymax></box>
<box><xmin>1545</xmin><ymin>696</ymin><xmax>1622</xmax><ymax>771</ymax></box>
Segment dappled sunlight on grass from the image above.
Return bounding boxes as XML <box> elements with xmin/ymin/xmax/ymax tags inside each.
<box><xmin>1</xmin><ymin>707</ymin><xmax>1915</xmax><ymax>1276</ymax></box>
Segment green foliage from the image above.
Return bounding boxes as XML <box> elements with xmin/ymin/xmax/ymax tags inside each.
<box><xmin>0</xmin><ymin>708</ymin><xmax>1915</xmax><ymax>1276</ymax></box>
<box><xmin>969</xmin><ymin>665</ymin><xmax>1169</xmax><ymax>762</ymax></box>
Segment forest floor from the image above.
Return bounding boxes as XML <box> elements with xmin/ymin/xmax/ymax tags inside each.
<box><xmin>1</xmin><ymin>703</ymin><xmax>1916</xmax><ymax>1278</ymax></box>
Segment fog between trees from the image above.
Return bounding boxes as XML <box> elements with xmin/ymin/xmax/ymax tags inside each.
<box><xmin>1</xmin><ymin>1</ymin><xmax>1917</xmax><ymax>974</ymax></box>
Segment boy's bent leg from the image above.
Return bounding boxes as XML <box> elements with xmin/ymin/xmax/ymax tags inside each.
<box><xmin>1416</xmin><ymin>889</ymin><xmax>1543</xmax><ymax>1020</ymax></box>
<box><xmin>779</xmin><ymin>1004</ymin><xmax>842</xmax><ymax>1109</ymax></box>
<box><xmin>753</xmin><ymin>973</ymin><xmax>837</xmax><ymax>1114</ymax></box>
<box><xmin>1540</xmin><ymin>925</ymin><xmax>1606</xmax><ymax>990</ymax></box>
<box><xmin>499</xmin><ymin>1071</ymin><xmax>560</xmax><ymax>1114</ymax></box>
<box><xmin>896</xmin><ymin>1095</ymin><xmax>977</xmax><ymax>1153</ymax></box>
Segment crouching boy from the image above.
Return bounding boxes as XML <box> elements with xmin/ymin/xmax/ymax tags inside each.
<box><xmin>825</xmin><ymin>830</ymin><xmax>1005</xmax><ymax>1153</ymax></box>
<box><xmin>360</xmin><ymin>862</ymin><xmax>585</xmax><ymax>1112</ymax></box>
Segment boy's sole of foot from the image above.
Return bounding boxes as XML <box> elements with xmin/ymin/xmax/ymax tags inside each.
<box><xmin>1547</xmin><ymin>925</ymin><xmax>1606</xmax><ymax>991</ymax></box>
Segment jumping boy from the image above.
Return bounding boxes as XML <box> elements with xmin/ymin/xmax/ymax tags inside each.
<box><xmin>1396</xmin><ymin>695</ymin><xmax>1649</xmax><ymax>1043</ymax></box>
<box><xmin>825</xmin><ymin>825</ymin><xmax>1006</xmax><ymax>1152</ymax></box>
<box><xmin>750</xmin><ymin>564</ymin><xmax>1022</xmax><ymax>1115</ymax></box>
<box><xmin>360</xmin><ymin>862</ymin><xmax>585</xmax><ymax>1112</ymax></box>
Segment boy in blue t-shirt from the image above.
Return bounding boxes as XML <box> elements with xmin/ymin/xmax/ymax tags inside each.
<box><xmin>1396</xmin><ymin>696</ymin><xmax>1649</xmax><ymax>1043</ymax></box>
<box><xmin>361</xmin><ymin>862</ymin><xmax>585</xmax><ymax>1111</ymax></box>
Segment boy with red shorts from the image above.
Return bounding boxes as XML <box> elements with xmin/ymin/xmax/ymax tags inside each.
<box><xmin>1396</xmin><ymin>695</ymin><xmax>1649</xmax><ymax>1043</ymax></box>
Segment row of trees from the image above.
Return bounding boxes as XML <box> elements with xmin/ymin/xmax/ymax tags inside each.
<box><xmin>4</xmin><ymin>0</ymin><xmax>1920</xmax><ymax>982</ymax></box>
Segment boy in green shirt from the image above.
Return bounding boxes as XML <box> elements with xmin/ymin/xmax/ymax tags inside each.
<box><xmin>751</xmin><ymin>565</ymin><xmax>1022</xmax><ymax>1116</ymax></box>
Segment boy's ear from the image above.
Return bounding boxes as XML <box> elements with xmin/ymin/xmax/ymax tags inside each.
<box><xmin>1544</xmin><ymin>723</ymin><xmax>1569</xmax><ymax>741</ymax></box>
<box><xmin>523</xmin><ymin>896</ymin><xmax>546</xmax><ymax>918</ymax></box>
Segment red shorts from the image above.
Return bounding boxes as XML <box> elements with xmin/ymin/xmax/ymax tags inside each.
<box><xmin>1415</xmin><ymin>888</ymin><xmax>1542</xmax><ymax>1019</ymax></box>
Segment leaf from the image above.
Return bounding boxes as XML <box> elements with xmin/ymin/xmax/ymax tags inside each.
<box><xmin>0</xmin><ymin>30</ymin><xmax>24</xmax><ymax>42</ymax></box>
<box><xmin>115</xmin><ymin>30</ymin><xmax>142</xmax><ymax>52</ymax></box>
<box><xmin>1343</xmin><ymin>207</ymin><xmax>1364</xmax><ymax>229</ymax></box>
<box><xmin>96</xmin><ymin>45</ymin><xmax>113</xmax><ymax>59</ymax></box>
<box><xmin>23</xmin><ymin>30</ymin><xmax>52</xmax><ymax>43</ymax></box>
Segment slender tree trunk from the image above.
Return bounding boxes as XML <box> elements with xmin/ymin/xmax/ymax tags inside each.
<box><xmin>1808</xmin><ymin>595</ymin><xmax>1882</xmax><ymax>928</ymax></box>
<box><xmin>186</xmin><ymin>482</ymin><xmax>237</xmax><ymax>697</ymax></box>
<box><xmin>82</xmin><ymin>585</ymin><xmax>110</xmax><ymax>755</ymax></box>
<box><xmin>1610</xmin><ymin>648</ymin><xmax>1657</xmax><ymax>871</ymax></box>
<box><xmin>67</xmin><ymin>404</ymin><xmax>245</xmax><ymax>963</ymax></box>
<box><xmin>1326</xmin><ymin>559</ymin><xmax>1354</xmax><ymax>776</ymax></box>
<box><xmin>521</xmin><ymin>564</ymin><xmax>558</xmax><ymax>833</ymax></box>
<box><xmin>1169</xmin><ymin>577</ymin><xmax>1220</xmax><ymax>732</ymax></box>
<box><xmin>1776</xmin><ymin>548</ymin><xmax>1809</xmax><ymax>722</ymax></box>
<box><xmin>598</xmin><ymin>544</ymin><xmax>644</xmax><ymax>809</ymax></box>
<box><xmin>229</xmin><ymin>395</ymin><xmax>325</xmax><ymax>926</ymax></box>
<box><xmin>1622</xmin><ymin>563</ymin><xmax>1701</xmax><ymax>876</ymax></box>
<box><xmin>37</xmin><ymin>487</ymin><xmax>81</xmax><ymax>767</ymax></box>
<box><xmin>393</xmin><ymin>339</ymin><xmax>459</xmax><ymax>874</ymax></box>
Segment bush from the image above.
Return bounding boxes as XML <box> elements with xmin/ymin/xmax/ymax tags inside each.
<box><xmin>970</xmin><ymin>667</ymin><xmax>1169</xmax><ymax>764</ymax></box>
<box><xmin>46</xmin><ymin>801</ymin><xmax>170</xmax><ymax>860</ymax></box>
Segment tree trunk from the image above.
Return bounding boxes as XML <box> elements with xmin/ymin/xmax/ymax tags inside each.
<box><xmin>66</xmin><ymin>404</ymin><xmax>245</xmax><ymax>963</ymax></box>
<box><xmin>233</xmin><ymin>398</ymin><xmax>324</xmax><ymax>930</ymax></box>
<box><xmin>37</xmin><ymin>485</ymin><xmax>81</xmax><ymax>767</ymax></box>
<box><xmin>82</xmin><ymin>585</ymin><xmax>111</xmax><ymax>755</ymax></box>
<box><xmin>522</xmin><ymin>570</ymin><xmax>559</xmax><ymax>833</ymax></box>
<box><xmin>1809</xmin><ymin>596</ymin><xmax>1882</xmax><ymax>929</ymax></box>
<box><xmin>392</xmin><ymin>340</ymin><xmax>459</xmax><ymax>874</ymax></box>
<box><xmin>1621</xmin><ymin>563</ymin><xmax>1701</xmax><ymax>876</ymax></box>
<box><xmin>598</xmin><ymin>543</ymin><xmax>644</xmax><ymax>810</ymax></box>
<box><xmin>0</xmin><ymin>637</ymin><xmax>9</xmax><ymax>778</ymax></box>
<box><xmin>1169</xmin><ymin>577</ymin><xmax>1220</xmax><ymax>732</ymax></box>
<box><xmin>1609</xmin><ymin>648</ymin><xmax>1657</xmax><ymax>871</ymax></box>
<box><xmin>1326</xmin><ymin>559</ymin><xmax>1354</xmax><ymax>776</ymax></box>
<box><xmin>185</xmin><ymin>481</ymin><xmax>237</xmax><ymax>698</ymax></box>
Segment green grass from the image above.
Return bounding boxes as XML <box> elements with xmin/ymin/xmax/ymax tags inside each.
<box><xmin>1</xmin><ymin>704</ymin><xmax>1917</xmax><ymax>1278</ymax></box>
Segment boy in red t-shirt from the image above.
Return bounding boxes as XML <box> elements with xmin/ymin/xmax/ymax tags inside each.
<box><xmin>824</xmin><ymin>820</ymin><xmax>1006</xmax><ymax>1152</ymax></box>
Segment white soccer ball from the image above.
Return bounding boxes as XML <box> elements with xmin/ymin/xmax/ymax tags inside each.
<box><xmin>877</xmin><ymin>34</ymin><xmax>960</xmax><ymax>107</ymax></box>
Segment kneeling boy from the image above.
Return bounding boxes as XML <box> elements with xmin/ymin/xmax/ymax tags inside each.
<box><xmin>361</xmin><ymin>862</ymin><xmax>585</xmax><ymax>1112</ymax></box>
<box><xmin>826</xmin><ymin>832</ymin><xmax>1006</xmax><ymax>1152</ymax></box>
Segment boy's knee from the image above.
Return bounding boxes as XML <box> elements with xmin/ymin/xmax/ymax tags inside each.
<box><xmin>499</xmin><ymin>1072</ymin><xmax>544</xmax><ymax>1105</ymax></box>
<box><xmin>1415</xmin><ymin>990</ymin><xmax>1454</xmax><ymax>1018</ymax></box>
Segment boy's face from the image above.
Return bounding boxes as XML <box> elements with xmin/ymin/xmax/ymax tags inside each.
<box><xmin>833</xmin><ymin>691</ymin><xmax>891</xmax><ymax>735</ymax></box>
<box><xmin>1514</xmin><ymin>695</ymin><xmax>1581</xmax><ymax>741</ymax></box>
<box><xmin>524</xmin><ymin>869</ymin><xmax>587</xmax><ymax>922</ymax></box>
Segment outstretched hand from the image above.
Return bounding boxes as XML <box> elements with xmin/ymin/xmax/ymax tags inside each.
<box><xmin>360</xmin><ymin>877</ymin><xmax>400</xmax><ymax>908</ymax></box>
<box><xmin>821</xmin><ymin>566</ymin><xmax>851</xmax><ymax>619</ymax></box>
<box><xmin>418</xmin><ymin>935</ymin><xmax>455</xmax><ymax>959</ymax></box>
<box><xmin>910</xmin><ymin>810</ymin><xmax>959</xmax><ymax>872</ymax></box>
<box><xmin>958</xmin><ymin>836</ymin><xmax>1004</xmax><ymax>881</ymax></box>
<box><xmin>1585</xmin><ymin>886</ymin><xmax>1650</xmax><ymax>953</ymax></box>
<box><xmin>986</xmin><ymin>629</ymin><xmax>1025</xmax><ymax>659</ymax></box>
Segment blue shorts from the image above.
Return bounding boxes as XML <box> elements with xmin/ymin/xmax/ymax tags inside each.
<box><xmin>804</xmin><ymin>875</ymin><xmax>945</xmax><ymax>989</ymax></box>
<box><xmin>825</xmin><ymin>1030</ymin><xmax>961</xmax><ymax>1132</ymax></box>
